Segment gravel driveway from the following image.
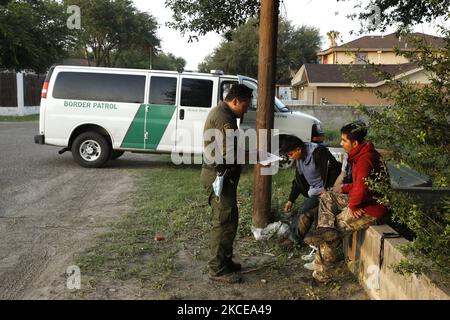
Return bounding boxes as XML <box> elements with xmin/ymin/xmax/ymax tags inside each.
<box><xmin>0</xmin><ymin>122</ymin><xmax>155</xmax><ymax>299</ymax></box>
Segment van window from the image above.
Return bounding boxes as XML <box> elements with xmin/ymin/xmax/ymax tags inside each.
<box><xmin>180</xmin><ymin>78</ymin><xmax>213</xmax><ymax>108</ymax></box>
<box><xmin>149</xmin><ymin>76</ymin><xmax>177</xmax><ymax>105</ymax></box>
<box><xmin>242</xmin><ymin>79</ymin><xmax>258</xmax><ymax>110</ymax></box>
<box><xmin>242</xmin><ymin>78</ymin><xmax>290</xmax><ymax>113</ymax></box>
<box><xmin>53</xmin><ymin>72</ymin><xmax>145</xmax><ymax>103</ymax></box>
<box><xmin>220</xmin><ymin>81</ymin><xmax>238</xmax><ymax>101</ymax></box>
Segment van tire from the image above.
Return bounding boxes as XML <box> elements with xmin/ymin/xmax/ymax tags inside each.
<box><xmin>110</xmin><ymin>150</ymin><xmax>125</xmax><ymax>160</ymax></box>
<box><xmin>71</xmin><ymin>132</ymin><xmax>111</xmax><ymax>168</ymax></box>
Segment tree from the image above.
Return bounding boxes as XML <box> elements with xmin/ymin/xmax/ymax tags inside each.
<box><xmin>198</xmin><ymin>18</ymin><xmax>259</xmax><ymax>77</ymax></box>
<box><xmin>198</xmin><ymin>18</ymin><xmax>320</xmax><ymax>83</ymax></box>
<box><xmin>345</xmin><ymin>0</ymin><xmax>450</xmax><ymax>279</ymax></box>
<box><xmin>340</xmin><ymin>0</ymin><xmax>450</xmax><ymax>33</ymax></box>
<box><xmin>165</xmin><ymin>0</ymin><xmax>260</xmax><ymax>41</ymax></box>
<box><xmin>65</xmin><ymin>0</ymin><xmax>160</xmax><ymax>67</ymax></box>
<box><xmin>113</xmin><ymin>48</ymin><xmax>186</xmax><ymax>72</ymax></box>
<box><xmin>153</xmin><ymin>52</ymin><xmax>186</xmax><ymax>72</ymax></box>
<box><xmin>0</xmin><ymin>0</ymin><xmax>72</xmax><ymax>73</ymax></box>
<box><xmin>326</xmin><ymin>30</ymin><xmax>341</xmax><ymax>46</ymax></box>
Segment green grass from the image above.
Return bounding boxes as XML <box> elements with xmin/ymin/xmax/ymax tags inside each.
<box><xmin>323</xmin><ymin>130</ymin><xmax>341</xmax><ymax>147</ymax></box>
<box><xmin>76</xmin><ymin>163</ymin><xmax>302</xmax><ymax>283</ymax></box>
<box><xmin>0</xmin><ymin>115</ymin><xmax>39</xmax><ymax>122</ymax></box>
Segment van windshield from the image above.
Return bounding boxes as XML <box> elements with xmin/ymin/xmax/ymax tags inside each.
<box><xmin>242</xmin><ymin>78</ymin><xmax>291</xmax><ymax>113</ymax></box>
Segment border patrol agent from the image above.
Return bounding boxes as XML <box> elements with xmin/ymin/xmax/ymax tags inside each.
<box><xmin>200</xmin><ymin>84</ymin><xmax>253</xmax><ymax>284</ymax></box>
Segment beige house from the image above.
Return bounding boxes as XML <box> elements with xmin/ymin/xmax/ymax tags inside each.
<box><xmin>292</xmin><ymin>33</ymin><xmax>444</xmax><ymax>105</ymax></box>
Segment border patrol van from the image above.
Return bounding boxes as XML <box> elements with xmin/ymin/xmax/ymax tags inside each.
<box><xmin>34</xmin><ymin>65</ymin><xmax>323</xmax><ymax>168</ymax></box>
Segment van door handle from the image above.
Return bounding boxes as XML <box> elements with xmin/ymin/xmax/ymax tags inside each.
<box><xmin>179</xmin><ymin>109</ymin><xmax>185</xmax><ymax>120</ymax></box>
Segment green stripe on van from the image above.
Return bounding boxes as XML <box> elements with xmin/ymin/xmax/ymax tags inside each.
<box><xmin>145</xmin><ymin>104</ymin><xmax>177</xmax><ymax>150</ymax></box>
<box><xmin>121</xmin><ymin>104</ymin><xmax>177</xmax><ymax>150</ymax></box>
<box><xmin>121</xmin><ymin>104</ymin><xmax>146</xmax><ymax>149</ymax></box>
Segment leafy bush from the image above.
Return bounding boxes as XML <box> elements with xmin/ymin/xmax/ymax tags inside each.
<box><xmin>357</xmin><ymin>30</ymin><xmax>450</xmax><ymax>281</ymax></box>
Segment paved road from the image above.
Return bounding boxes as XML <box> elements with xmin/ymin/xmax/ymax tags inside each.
<box><xmin>0</xmin><ymin>122</ymin><xmax>162</xmax><ymax>299</ymax></box>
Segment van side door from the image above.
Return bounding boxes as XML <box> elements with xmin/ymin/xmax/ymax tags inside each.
<box><xmin>145</xmin><ymin>74</ymin><xmax>179</xmax><ymax>151</ymax></box>
<box><xmin>175</xmin><ymin>75</ymin><xmax>218</xmax><ymax>154</ymax></box>
<box><xmin>238</xmin><ymin>77</ymin><xmax>258</xmax><ymax>131</ymax></box>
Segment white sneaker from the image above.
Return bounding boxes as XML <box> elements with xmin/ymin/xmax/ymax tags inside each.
<box><xmin>301</xmin><ymin>245</ymin><xmax>317</xmax><ymax>261</ymax></box>
<box><xmin>304</xmin><ymin>261</ymin><xmax>316</xmax><ymax>271</ymax></box>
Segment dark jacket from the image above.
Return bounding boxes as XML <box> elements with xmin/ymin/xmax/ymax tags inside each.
<box><xmin>341</xmin><ymin>142</ymin><xmax>388</xmax><ymax>219</ymax></box>
<box><xmin>288</xmin><ymin>144</ymin><xmax>341</xmax><ymax>202</ymax></box>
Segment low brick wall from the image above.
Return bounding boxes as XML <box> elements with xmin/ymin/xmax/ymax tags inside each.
<box><xmin>344</xmin><ymin>225</ymin><xmax>449</xmax><ymax>300</ymax></box>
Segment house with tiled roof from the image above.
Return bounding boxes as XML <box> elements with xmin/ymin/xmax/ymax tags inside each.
<box><xmin>291</xmin><ymin>32</ymin><xmax>443</xmax><ymax>105</ymax></box>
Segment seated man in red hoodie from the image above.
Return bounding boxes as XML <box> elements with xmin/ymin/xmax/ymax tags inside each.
<box><xmin>304</xmin><ymin>121</ymin><xmax>388</xmax><ymax>282</ymax></box>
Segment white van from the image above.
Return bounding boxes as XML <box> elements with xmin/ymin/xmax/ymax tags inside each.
<box><xmin>34</xmin><ymin>65</ymin><xmax>323</xmax><ymax>168</ymax></box>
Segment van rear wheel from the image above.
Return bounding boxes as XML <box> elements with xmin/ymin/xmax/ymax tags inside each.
<box><xmin>72</xmin><ymin>132</ymin><xmax>111</xmax><ymax>168</ymax></box>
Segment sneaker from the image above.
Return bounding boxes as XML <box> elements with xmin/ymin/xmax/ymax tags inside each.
<box><xmin>301</xmin><ymin>246</ymin><xmax>317</xmax><ymax>261</ymax></box>
<box><xmin>209</xmin><ymin>272</ymin><xmax>242</xmax><ymax>284</ymax></box>
<box><xmin>304</xmin><ymin>227</ymin><xmax>339</xmax><ymax>246</ymax></box>
<box><xmin>303</xmin><ymin>261</ymin><xmax>316</xmax><ymax>271</ymax></box>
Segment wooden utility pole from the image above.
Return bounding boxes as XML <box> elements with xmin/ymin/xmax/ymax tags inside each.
<box><xmin>252</xmin><ymin>0</ymin><xmax>279</xmax><ymax>228</ymax></box>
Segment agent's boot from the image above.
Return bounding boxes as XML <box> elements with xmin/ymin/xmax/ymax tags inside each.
<box><xmin>225</xmin><ymin>261</ymin><xmax>242</xmax><ymax>273</ymax></box>
<box><xmin>209</xmin><ymin>271</ymin><xmax>242</xmax><ymax>284</ymax></box>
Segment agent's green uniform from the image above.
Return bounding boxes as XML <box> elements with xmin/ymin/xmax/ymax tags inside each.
<box><xmin>200</xmin><ymin>101</ymin><xmax>242</xmax><ymax>276</ymax></box>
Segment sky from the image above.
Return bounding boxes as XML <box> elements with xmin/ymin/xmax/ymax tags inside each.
<box><xmin>133</xmin><ymin>0</ymin><xmax>447</xmax><ymax>71</ymax></box>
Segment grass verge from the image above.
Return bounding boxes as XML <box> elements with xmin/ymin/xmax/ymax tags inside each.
<box><xmin>76</xmin><ymin>163</ymin><xmax>299</xmax><ymax>284</ymax></box>
<box><xmin>0</xmin><ymin>115</ymin><xmax>39</xmax><ymax>122</ymax></box>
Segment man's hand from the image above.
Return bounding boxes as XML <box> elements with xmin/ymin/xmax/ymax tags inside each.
<box><xmin>284</xmin><ymin>201</ymin><xmax>293</xmax><ymax>214</ymax></box>
<box><xmin>350</xmin><ymin>208</ymin><xmax>365</xmax><ymax>218</ymax></box>
<box><xmin>332</xmin><ymin>184</ymin><xmax>343</xmax><ymax>193</ymax></box>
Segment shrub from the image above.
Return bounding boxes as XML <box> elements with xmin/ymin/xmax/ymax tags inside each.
<box><xmin>356</xmin><ymin>30</ymin><xmax>450</xmax><ymax>281</ymax></box>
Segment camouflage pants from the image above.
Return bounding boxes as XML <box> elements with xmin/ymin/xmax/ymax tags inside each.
<box><xmin>289</xmin><ymin>195</ymin><xmax>319</xmax><ymax>242</ymax></box>
<box><xmin>314</xmin><ymin>191</ymin><xmax>377</xmax><ymax>281</ymax></box>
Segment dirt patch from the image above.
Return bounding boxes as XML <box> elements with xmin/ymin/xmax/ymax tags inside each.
<box><xmin>52</xmin><ymin>241</ymin><xmax>367</xmax><ymax>300</ymax></box>
<box><xmin>0</xmin><ymin>168</ymin><xmax>135</xmax><ymax>299</ymax></box>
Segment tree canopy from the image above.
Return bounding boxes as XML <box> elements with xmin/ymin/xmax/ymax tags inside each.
<box><xmin>198</xmin><ymin>18</ymin><xmax>320</xmax><ymax>83</ymax></box>
<box><xmin>340</xmin><ymin>0</ymin><xmax>450</xmax><ymax>33</ymax></box>
<box><xmin>0</xmin><ymin>0</ymin><xmax>186</xmax><ymax>73</ymax></box>
<box><xmin>114</xmin><ymin>49</ymin><xmax>186</xmax><ymax>72</ymax></box>
<box><xmin>165</xmin><ymin>0</ymin><xmax>260</xmax><ymax>41</ymax></box>
<box><xmin>65</xmin><ymin>0</ymin><xmax>160</xmax><ymax>67</ymax></box>
<box><xmin>0</xmin><ymin>0</ymin><xmax>72</xmax><ymax>73</ymax></box>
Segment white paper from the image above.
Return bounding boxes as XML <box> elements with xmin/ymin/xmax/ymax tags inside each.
<box><xmin>259</xmin><ymin>152</ymin><xmax>282</xmax><ymax>166</ymax></box>
<box><xmin>212</xmin><ymin>174</ymin><xmax>225</xmax><ymax>197</ymax></box>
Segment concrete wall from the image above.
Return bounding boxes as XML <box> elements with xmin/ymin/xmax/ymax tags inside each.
<box><xmin>344</xmin><ymin>225</ymin><xmax>450</xmax><ymax>300</ymax></box>
<box><xmin>289</xmin><ymin>104</ymin><xmax>382</xmax><ymax>131</ymax></box>
<box><xmin>0</xmin><ymin>106</ymin><xmax>40</xmax><ymax>116</ymax></box>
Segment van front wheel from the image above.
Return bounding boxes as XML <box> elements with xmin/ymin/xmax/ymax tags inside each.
<box><xmin>72</xmin><ymin>132</ymin><xmax>111</xmax><ymax>168</ymax></box>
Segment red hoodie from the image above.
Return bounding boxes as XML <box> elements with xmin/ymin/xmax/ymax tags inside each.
<box><xmin>341</xmin><ymin>142</ymin><xmax>388</xmax><ymax>219</ymax></box>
